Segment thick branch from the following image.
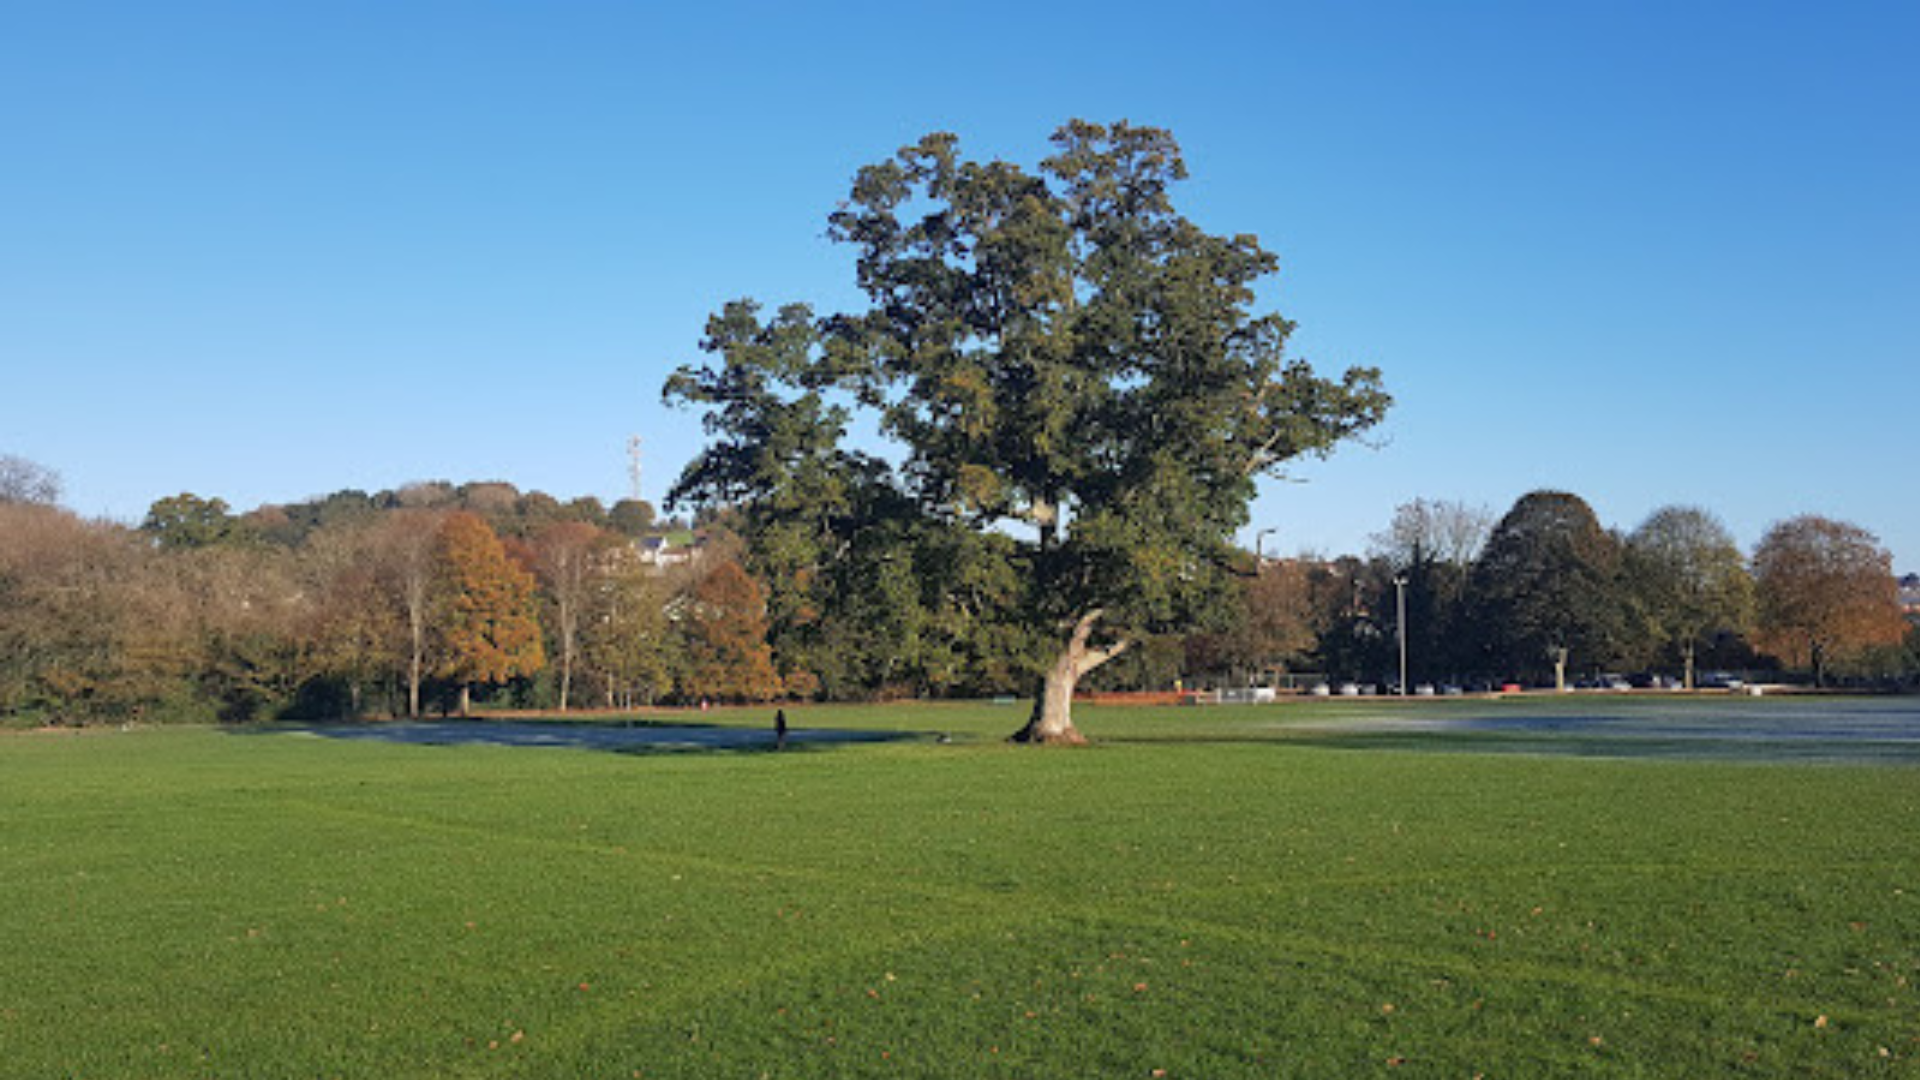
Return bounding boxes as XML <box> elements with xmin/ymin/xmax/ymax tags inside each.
<box><xmin>1067</xmin><ymin>608</ymin><xmax>1131</xmax><ymax>677</ymax></box>
<box><xmin>1076</xmin><ymin>637</ymin><xmax>1131</xmax><ymax>678</ymax></box>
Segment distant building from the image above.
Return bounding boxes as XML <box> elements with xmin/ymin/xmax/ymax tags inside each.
<box><xmin>636</xmin><ymin>534</ymin><xmax>701</xmax><ymax>570</ymax></box>
<box><xmin>1900</xmin><ymin>573</ymin><xmax>1920</xmax><ymax>617</ymax></box>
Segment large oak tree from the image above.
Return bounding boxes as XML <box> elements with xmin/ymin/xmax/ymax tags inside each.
<box><xmin>667</xmin><ymin>121</ymin><xmax>1388</xmax><ymax>742</ymax></box>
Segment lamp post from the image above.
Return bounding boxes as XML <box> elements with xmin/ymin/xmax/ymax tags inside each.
<box><xmin>1255</xmin><ymin>527</ymin><xmax>1277</xmax><ymax>567</ymax></box>
<box><xmin>1393</xmin><ymin>572</ymin><xmax>1409</xmax><ymax>696</ymax></box>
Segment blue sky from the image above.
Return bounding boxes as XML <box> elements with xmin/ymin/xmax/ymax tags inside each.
<box><xmin>4</xmin><ymin>1</ymin><xmax>1915</xmax><ymax>570</ymax></box>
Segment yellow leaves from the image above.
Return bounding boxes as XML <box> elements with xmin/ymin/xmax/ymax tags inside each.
<box><xmin>938</xmin><ymin>368</ymin><xmax>996</xmax><ymax>437</ymax></box>
<box><xmin>479</xmin><ymin>1027</ymin><xmax>526</xmax><ymax>1052</ymax></box>
<box><xmin>957</xmin><ymin>465</ymin><xmax>1003</xmax><ymax>512</ymax></box>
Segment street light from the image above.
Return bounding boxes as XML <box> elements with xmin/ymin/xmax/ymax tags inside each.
<box><xmin>1393</xmin><ymin>572</ymin><xmax>1409</xmax><ymax>696</ymax></box>
<box><xmin>1255</xmin><ymin>527</ymin><xmax>1277</xmax><ymax>566</ymax></box>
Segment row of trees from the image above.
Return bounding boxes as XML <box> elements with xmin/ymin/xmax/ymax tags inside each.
<box><xmin>142</xmin><ymin>480</ymin><xmax>666</xmax><ymax>551</ymax></box>
<box><xmin>1187</xmin><ymin>493</ymin><xmax>1915</xmax><ymax>691</ymax></box>
<box><xmin>0</xmin><ymin>466</ymin><xmax>794</xmax><ymax>724</ymax></box>
<box><xmin>3</xmin><ymin>456</ymin><xmax>1913</xmax><ymax>728</ymax></box>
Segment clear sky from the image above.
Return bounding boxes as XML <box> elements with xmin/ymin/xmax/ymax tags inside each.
<box><xmin>4</xmin><ymin>1</ymin><xmax>1915</xmax><ymax>570</ymax></box>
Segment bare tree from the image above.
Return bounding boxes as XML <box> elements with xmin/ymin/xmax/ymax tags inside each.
<box><xmin>0</xmin><ymin>455</ymin><xmax>62</xmax><ymax>506</ymax></box>
<box><xmin>531</xmin><ymin>521</ymin><xmax>603</xmax><ymax>711</ymax></box>
<box><xmin>370</xmin><ymin>510</ymin><xmax>447</xmax><ymax>717</ymax></box>
<box><xmin>1371</xmin><ymin>498</ymin><xmax>1494</xmax><ymax>572</ymax></box>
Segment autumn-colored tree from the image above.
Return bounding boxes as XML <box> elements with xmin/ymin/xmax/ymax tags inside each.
<box><xmin>680</xmin><ymin>558</ymin><xmax>781</xmax><ymax>703</ymax></box>
<box><xmin>0</xmin><ymin>503</ymin><xmax>129</xmax><ymax>721</ymax></box>
<box><xmin>437</xmin><ymin>512</ymin><xmax>544</xmax><ymax>714</ymax></box>
<box><xmin>1752</xmin><ymin>515</ymin><xmax>1906</xmax><ymax>686</ymax></box>
<box><xmin>1185</xmin><ymin>556</ymin><xmax>1333</xmax><ymax>686</ymax></box>
<box><xmin>298</xmin><ymin>520</ymin><xmax>405</xmax><ymax>717</ymax></box>
<box><xmin>0</xmin><ymin>503</ymin><xmax>196</xmax><ymax>723</ymax></box>
<box><xmin>169</xmin><ymin>543</ymin><xmax>306</xmax><ymax>721</ymax></box>
<box><xmin>531</xmin><ymin>521</ymin><xmax>604</xmax><ymax>711</ymax></box>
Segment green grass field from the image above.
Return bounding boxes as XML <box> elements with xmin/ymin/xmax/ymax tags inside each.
<box><xmin>2</xmin><ymin>701</ymin><xmax>1916</xmax><ymax>1077</ymax></box>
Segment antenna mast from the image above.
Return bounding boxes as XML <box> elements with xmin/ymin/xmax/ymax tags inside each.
<box><xmin>626</xmin><ymin>435</ymin><xmax>644</xmax><ymax>503</ymax></box>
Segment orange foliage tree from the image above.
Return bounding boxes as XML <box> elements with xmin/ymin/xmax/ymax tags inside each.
<box><xmin>681</xmin><ymin>559</ymin><xmax>781</xmax><ymax>703</ymax></box>
<box><xmin>437</xmin><ymin>511</ymin><xmax>544</xmax><ymax>713</ymax></box>
<box><xmin>1753</xmin><ymin>515</ymin><xmax>1906</xmax><ymax>686</ymax></box>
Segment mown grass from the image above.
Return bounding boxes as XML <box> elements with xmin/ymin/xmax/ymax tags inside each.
<box><xmin>1</xmin><ymin>701</ymin><xmax>1915</xmax><ymax>1077</ymax></box>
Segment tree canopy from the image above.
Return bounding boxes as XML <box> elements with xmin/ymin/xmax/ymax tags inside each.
<box><xmin>436</xmin><ymin>511</ymin><xmax>545</xmax><ymax>712</ymax></box>
<box><xmin>666</xmin><ymin>120</ymin><xmax>1389</xmax><ymax>741</ymax></box>
<box><xmin>1464</xmin><ymin>490</ymin><xmax>1625</xmax><ymax>686</ymax></box>
<box><xmin>1623</xmin><ymin>505</ymin><xmax>1753</xmax><ymax>688</ymax></box>
<box><xmin>1753</xmin><ymin>515</ymin><xmax>1906</xmax><ymax>686</ymax></box>
<box><xmin>0</xmin><ymin>455</ymin><xmax>62</xmax><ymax>506</ymax></box>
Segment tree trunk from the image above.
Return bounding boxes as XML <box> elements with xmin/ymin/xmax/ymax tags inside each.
<box><xmin>557</xmin><ymin>598</ymin><xmax>575</xmax><ymax>712</ymax></box>
<box><xmin>458</xmin><ymin>683</ymin><xmax>472</xmax><ymax>717</ymax></box>
<box><xmin>408</xmin><ymin>649</ymin><xmax>423</xmax><ymax>719</ymax></box>
<box><xmin>1682</xmin><ymin>640</ymin><xmax>1696</xmax><ymax>691</ymax></box>
<box><xmin>1011</xmin><ymin>610</ymin><xmax>1129</xmax><ymax>745</ymax></box>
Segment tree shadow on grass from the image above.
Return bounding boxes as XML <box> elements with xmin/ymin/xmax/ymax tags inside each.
<box><xmin>237</xmin><ymin>718</ymin><xmax>921</xmax><ymax>756</ymax></box>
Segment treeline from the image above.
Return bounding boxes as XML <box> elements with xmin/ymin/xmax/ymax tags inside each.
<box><xmin>2</xmin><ymin>457</ymin><xmax>1915</xmax><ymax>726</ymax></box>
<box><xmin>0</xmin><ymin>470</ymin><xmax>761</xmax><ymax>725</ymax></box>
<box><xmin>1169</xmin><ymin>493</ymin><xmax>1918</xmax><ymax>693</ymax></box>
